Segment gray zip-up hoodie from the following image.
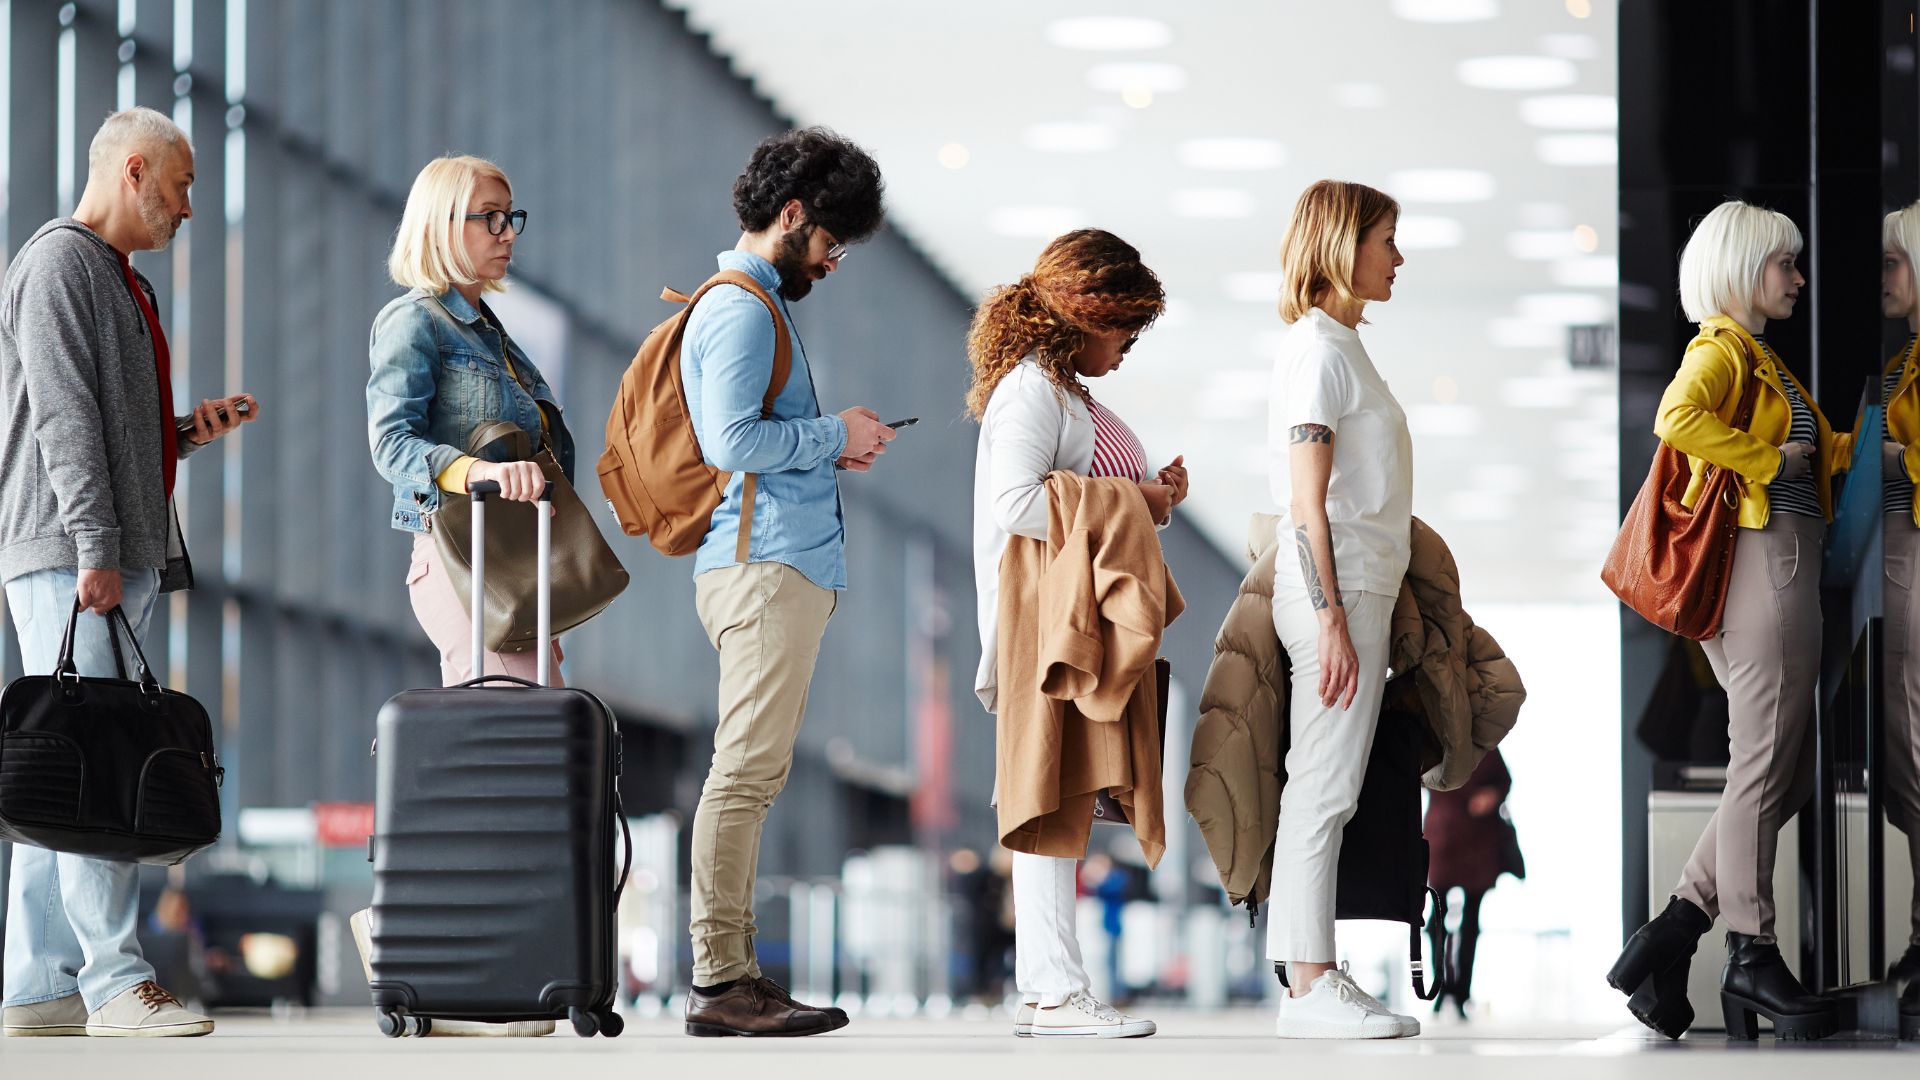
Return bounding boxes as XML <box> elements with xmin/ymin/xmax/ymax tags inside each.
<box><xmin>0</xmin><ymin>218</ymin><xmax>198</xmax><ymax>590</ymax></box>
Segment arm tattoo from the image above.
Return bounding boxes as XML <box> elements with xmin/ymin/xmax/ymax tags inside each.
<box><xmin>1290</xmin><ymin>424</ymin><xmax>1333</xmax><ymax>445</ymax></box>
<box><xmin>1294</xmin><ymin>526</ymin><xmax>1342</xmax><ymax>611</ymax></box>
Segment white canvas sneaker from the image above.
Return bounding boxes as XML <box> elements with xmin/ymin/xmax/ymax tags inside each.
<box><xmin>1027</xmin><ymin>992</ymin><xmax>1155</xmax><ymax>1038</ymax></box>
<box><xmin>348</xmin><ymin>908</ymin><xmax>554</xmax><ymax>1037</ymax></box>
<box><xmin>1014</xmin><ymin>1002</ymin><xmax>1035</xmax><ymax>1037</ymax></box>
<box><xmin>3</xmin><ymin>993</ymin><xmax>87</xmax><ymax>1037</ymax></box>
<box><xmin>1274</xmin><ymin>965</ymin><xmax>1419</xmax><ymax>1040</ymax></box>
<box><xmin>85</xmin><ymin>982</ymin><xmax>213</xmax><ymax>1037</ymax></box>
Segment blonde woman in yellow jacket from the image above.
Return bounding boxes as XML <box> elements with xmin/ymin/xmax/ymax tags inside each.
<box><xmin>1607</xmin><ymin>201</ymin><xmax>1844</xmax><ymax>1043</ymax></box>
<box><xmin>1880</xmin><ymin>201</ymin><xmax>1920</xmax><ymax>1039</ymax></box>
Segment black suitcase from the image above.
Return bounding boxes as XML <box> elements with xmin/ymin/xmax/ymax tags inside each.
<box><xmin>367</xmin><ymin>481</ymin><xmax>630</xmax><ymax>1038</ymax></box>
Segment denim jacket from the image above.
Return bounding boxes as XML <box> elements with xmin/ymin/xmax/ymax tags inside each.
<box><xmin>367</xmin><ymin>287</ymin><xmax>575</xmax><ymax>533</ymax></box>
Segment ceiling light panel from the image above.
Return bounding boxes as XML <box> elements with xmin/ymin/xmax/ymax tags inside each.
<box><xmin>1179</xmin><ymin>137</ymin><xmax>1286</xmax><ymax>170</ymax></box>
<box><xmin>1171</xmin><ymin>188</ymin><xmax>1257</xmax><ymax>219</ymax></box>
<box><xmin>1519</xmin><ymin>292</ymin><xmax>1609</xmax><ymax>324</ymax></box>
<box><xmin>1024</xmin><ymin>122</ymin><xmax>1117</xmax><ymax>153</ymax></box>
<box><xmin>989</xmin><ymin>206</ymin><xmax>1085</xmax><ymax>238</ymax></box>
<box><xmin>1391</xmin><ymin>0</ymin><xmax>1498</xmax><ymax>21</ymax></box>
<box><xmin>1388</xmin><ymin>168</ymin><xmax>1496</xmax><ymax>203</ymax></box>
<box><xmin>1086</xmin><ymin>61</ymin><xmax>1187</xmax><ymax>93</ymax></box>
<box><xmin>1507</xmin><ymin>229</ymin><xmax>1583</xmax><ymax>260</ymax></box>
<box><xmin>1537</xmin><ymin>134</ymin><xmax>1617</xmax><ymax>165</ymax></box>
<box><xmin>1540</xmin><ymin>33</ymin><xmax>1599</xmax><ymax>59</ymax></box>
<box><xmin>1045</xmin><ymin>16</ymin><xmax>1172</xmax><ymax>50</ymax></box>
<box><xmin>1332</xmin><ymin>82</ymin><xmax>1388</xmax><ymax>109</ymax></box>
<box><xmin>1552</xmin><ymin>256</ymin><xmax>1619</xmax><ymax>287</ymax></box>
<box><xmin>1457</xmin><ymin>56</ymin><xmax>1579</xmax><ymax>90</ymax></box>
<box><xmin>1396</xmin><ymin>215</ymin><xmax>1465</xmax><ymax>250</ymax></box>
<box><xmin>1520</xmin><ymin>94</ymin><xmax>1617</xmax><ymax>129</ymax></box>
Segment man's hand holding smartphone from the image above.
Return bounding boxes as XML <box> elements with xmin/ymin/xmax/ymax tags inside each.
<box><xmin>179</xmin><ymin>393</ymin><xmax>261</xmax><ymax>446</ymax></box>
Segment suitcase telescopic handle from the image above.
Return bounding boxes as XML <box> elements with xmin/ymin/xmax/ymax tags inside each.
<box><xmin>466</xmin><ymin>480</ymin><xmax>556</xmax><ymax>685</ymax></box>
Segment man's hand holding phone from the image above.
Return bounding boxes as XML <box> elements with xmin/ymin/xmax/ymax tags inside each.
<box><xmin>836</xmin><ymin>406</ymin><xmax>898</xmax><ymax>472</ymax></box>
<box><xmin>180</xmin><ymin>393</ymin><xmax>261</xmax><ymax>446</ymax></box>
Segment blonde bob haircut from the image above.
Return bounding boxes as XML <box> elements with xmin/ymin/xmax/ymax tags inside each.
<box><xmin>1885</xmin><ymin>200</ymin><xmax>1920</xmax><ymax>282</ymax></box>
<box><xmin>1677</xmin><ymin>200</ymin><xmax>1803</xmax><ymax>323</ymax></box>
<box><xmin>388</xmin><ymin>155</ymin><xmax>512</xmax><ymax>295</ymax></box>
<box><xmin>1277</xmin><ymin>179</ymin><xmax>1400</xmax><ymax>325</ymax></box>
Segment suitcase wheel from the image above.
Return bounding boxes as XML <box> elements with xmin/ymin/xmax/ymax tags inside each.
<box><xmin>376</xmin><ymin>1009</ymin><xmax>405</xmax><ymax>1039</ymax></box>
<box><xmin>569</xmin><ymin>1007</ymin><xmax>598</xmax><ymax>1038</ymax></box>
<box><xmin>598</xmin><ymin>1010</ymin><xmax>624</xmax><ymax>1038</ymax></box>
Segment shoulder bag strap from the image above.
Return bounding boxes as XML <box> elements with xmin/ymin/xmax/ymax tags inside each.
<box><xmin>683</xmin><ymin>270</ymin><xmax>795</xmax><ymax>565</ymax></box>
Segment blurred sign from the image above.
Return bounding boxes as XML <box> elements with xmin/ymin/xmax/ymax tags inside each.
<box><xmin>312</xmin><ymin>802</ymin><xmax>375</xmax><ymax>849</ymax></box>
<box><xmin>1570</xmin><ymin>323</ymin><xmax>1617</xmax><ymax>369</ymax></box>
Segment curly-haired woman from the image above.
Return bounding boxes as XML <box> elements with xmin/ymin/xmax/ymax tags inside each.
<box><xmin>1267</xmin><ymin>180</ymin><xmax>1418</xmax><ymax>1040</ymax></box>
<box><xmin>969</xmin><ymin>229</ymin><xmax>1183</xmax><ymax>1039</ymax></box>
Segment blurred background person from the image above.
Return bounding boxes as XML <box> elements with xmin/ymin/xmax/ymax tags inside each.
<box><xmin>1425</xmin><ymin>748</ymin><xmax>1526</xmax><ymax>1021</ymax></box>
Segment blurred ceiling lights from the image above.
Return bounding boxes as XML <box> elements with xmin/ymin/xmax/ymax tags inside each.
<box><xmin>1458</xmin><ymin>55</ymin><xmax>1579</xmax><ymax>90</ymax></box>
<box><xmin>1044</xmin><ymin>16</ymin><xmax>1172</xmax><ymax>51</ymax></box>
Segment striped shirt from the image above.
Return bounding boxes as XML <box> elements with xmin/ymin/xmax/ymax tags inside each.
<box><xmin>1888</xmin><ymin>335</ymin><xmax>1919</xmax><ymax>517</ymax></box>
<box><xmin>1086</xmin><ymin>395</ymin><xmax>1148</xmax><ymax>481</ymax></box>
<box><xmin>1755</xmin><ymin>336</ymin><xmax>1822</xmax><ymax>518</ymax></box>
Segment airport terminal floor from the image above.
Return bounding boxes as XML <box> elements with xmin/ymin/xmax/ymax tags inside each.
<box><xmin>4</xmin><ymin>1011</ymin><xmax>1917</xmax><ymax>1080</ymax></box>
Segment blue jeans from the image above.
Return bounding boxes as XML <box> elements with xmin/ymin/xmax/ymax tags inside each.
<box><xmin>2</xmin><ymin>567</ymin><xmax>161</xmax><ymax>1012</ymax></box>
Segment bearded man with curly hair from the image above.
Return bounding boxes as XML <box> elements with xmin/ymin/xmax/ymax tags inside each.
<box><xmin>680</xmin><ymin>127</ymin><xmax>890</xmax><ymax>1039</ymax></box>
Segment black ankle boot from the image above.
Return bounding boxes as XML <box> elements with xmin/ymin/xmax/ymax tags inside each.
<box><xmin>1607</xmin><ymin>896</ymin><xmax>1710</xmax><ymax>1039</ymax></box>
<box><xmin>1901</xmin><ymin>978</ymin><xmax>1920</xmax><ymax>1041</ymax></box>
<box><xmin>1720</xmin><ymin>932</ymin><xmax>1838</xmax><ymax>1041</ymax></box>
<box><xmin>1890</xmin><ymin>943</ymin><xmax>1920</xmax><ymax>985</ymax></box>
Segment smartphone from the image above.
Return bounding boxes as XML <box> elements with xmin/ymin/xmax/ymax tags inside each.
<box><xmin>886</xmin><ymin>417</ymin><xmax>919</xmax><ymax>429</ymax></box>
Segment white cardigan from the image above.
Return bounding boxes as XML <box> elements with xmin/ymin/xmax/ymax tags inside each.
<box><xmin>971</xmin><ymin>360</ymin><xmax>1097</xmax><ymax>713</ymax></box>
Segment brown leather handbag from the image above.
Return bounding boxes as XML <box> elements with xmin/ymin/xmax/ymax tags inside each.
<box><xmin>435</xmin><ymin>422</ymin><xmax>629</xmax><ymax>652</ymax></box>
<box><xmin>1601</xmin><ymin>342</ymin><xmax>1761</xmax><ymax>641</ymax></box>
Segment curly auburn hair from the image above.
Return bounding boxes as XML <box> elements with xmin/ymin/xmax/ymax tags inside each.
<box><xmin>732</xmin><ymin>127</ymin><xmax>885</xmax><ymax>244</ymax></box>
<box><xmin>965</xmin><ymin>229</ymin><xmax>1165</xmax><ymax>420</ymax></box>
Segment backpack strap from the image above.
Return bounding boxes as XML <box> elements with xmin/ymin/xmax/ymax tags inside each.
<box><xmin>671</xmin><ymin>270</ymin><xmax>795</xmax><ymax>565</ymax></box>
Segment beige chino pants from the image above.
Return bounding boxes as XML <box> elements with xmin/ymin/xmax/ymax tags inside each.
<box><xmin>1673</xmin><ymin>513</ymin><xmax>1823</xmax><ymax>943</ymax></box>
<box><xmin>1882</xmin><ymin>513</ymin><xmax>1920</xmax><ymax>947</ymax></box>
<box><xmin>689</xmin><ymin>562</ymin><xmax>837</xmax><ymax>984</ymax></box>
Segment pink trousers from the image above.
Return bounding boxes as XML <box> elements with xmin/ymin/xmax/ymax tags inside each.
<box><xmin>406</xmin><ymin>533</ymin><xmax>564</xmax><ymax>687</ymax></box>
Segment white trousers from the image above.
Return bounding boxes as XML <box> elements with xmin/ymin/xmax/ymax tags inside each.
<box><xmin>1266</xmin><ymin>587</ymin><xmax>1395</xmax><ymax>964</ymax></box>
<box><xmin>1011</xmin><ymin>851</ymin><xmax>1088</xmax><ymax>1006</ymax></box>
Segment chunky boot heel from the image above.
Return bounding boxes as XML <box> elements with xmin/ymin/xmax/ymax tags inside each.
<box><xmin>1721</xmin><ymin>932</ymin><xmax>1838</xmax><ymax>1042</ymax></box>
<box><xmin>1608</xmin><ymin>897</ymin><xmax>1711</xmax><ymax>995</ymax></box>
<box><xmin>1899</xmin><ymin>980</ymin><xmax>1919</xmax><ymax>1041</ymax></box>
<box><xmin>1720</xmin><ymin>994</ymin><xmax>1760</xmax><ymax>1040</ymax></box>
<box><xmin>1629</xmin><ymin>975</ymin><xmax>1695</xmax><ymax>1041</ymax></box>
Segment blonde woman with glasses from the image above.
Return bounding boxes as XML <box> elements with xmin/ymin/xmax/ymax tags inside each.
<box><xmin>357</xmin><ymin>156</ymin><xmax>569</xmax><ymax>1036</ymax></box>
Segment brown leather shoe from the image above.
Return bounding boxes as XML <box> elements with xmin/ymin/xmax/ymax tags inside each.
<box><xmin>686</xmin><ymin>978</ymin><xmax>836</xmax><ymax>1037</ymax></box>
<box><xmin>751</xmin><ymin>976</ymin><xmax>849</xmax><ymax>1031</ymax></box>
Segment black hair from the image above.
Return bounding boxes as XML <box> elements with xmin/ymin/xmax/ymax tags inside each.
<box><xmin>731</xmin><ymin>127</ymin><xmax>885</xmax><ymax>244</ymax></box>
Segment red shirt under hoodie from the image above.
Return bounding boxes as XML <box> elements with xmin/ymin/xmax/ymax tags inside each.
<box><xmin>112</xmin><ymin>250</ymin><xmax>177</xmax><ymax>498</ymax></box>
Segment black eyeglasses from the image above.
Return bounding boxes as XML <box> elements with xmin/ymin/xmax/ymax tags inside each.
<box><xmin>1120</xmin><ymin>334</ymin><xmax>1140</xmax><ymax>355</ymax></box>
<box><xmin>461</xmin><ymin>209</ymin><xmax>528</xmax><ymax>236</ymax></box>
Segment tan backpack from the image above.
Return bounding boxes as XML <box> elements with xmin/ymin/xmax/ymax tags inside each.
<box><xmin>597</xmin><ymin>270</ymin><xmax>791</xmax><ymax>558</ymax></box>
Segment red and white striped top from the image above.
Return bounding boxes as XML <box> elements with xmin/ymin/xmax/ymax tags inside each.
<box><xmin>1086</xmin><ymin>395</ymin><xmax>1149</xmax><ymax>482</ymax></box>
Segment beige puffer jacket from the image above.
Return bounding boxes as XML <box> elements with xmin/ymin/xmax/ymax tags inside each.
<box><xmin>1184</xmin><ymin>514</ymin><xmax>1526</xmax><ymax>912</ymax></box>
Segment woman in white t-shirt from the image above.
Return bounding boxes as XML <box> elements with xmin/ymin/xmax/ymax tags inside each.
<box><xmin>1266</xmin><ymin>180</ymin><xmax>1418</xmax><ymax>1040</ymax></box>
<box><xmin>968</xmin><ymin>229</ymin><xmax>1185</xmax><ymax>1040</ymax></box>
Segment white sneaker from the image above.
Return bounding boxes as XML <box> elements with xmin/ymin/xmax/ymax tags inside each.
<box><xmin>1028</xmin><ymin>992</ymin><xmax>1155</xmax><ymax>1038</ymax></box>
<box><xmin>86</xmin><ymin>982</ymin><xmax>213</xmax><ymax>1037</ymax></box>
<box><xmin>1274</xmin><ymin>965</ymin><xmax>1419</xmax><ymax>1040</ymax></box>
<box><xmin>3</xmin><ymin>993</ymin><xmax>88</xmax><ymax>1037</ymax></box>
<box><xmin>1014</xmin><ymin>1002</ymin><xmax>1035</xmax><ymax>1036</ymax></box>
<box><xmin>349</xmin><ymin>909</ymin><xmax>555</xmax><ymax>1037</ymax></box>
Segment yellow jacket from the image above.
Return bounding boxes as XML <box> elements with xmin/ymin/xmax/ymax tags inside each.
<box><xmin>1653</xmin><ymin>316</ymin><xmax>1852</xmax><ymax>529</ymax></box>
<box><xmin>1884</xmin><ymin>341</ymin><xmax>1920</xmax><ymax>526</ymax></box>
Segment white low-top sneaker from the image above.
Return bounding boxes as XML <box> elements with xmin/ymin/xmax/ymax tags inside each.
<box><xmin>3</xmin><ymin>993</ymin><xmax>87</xmax><ymax>1037</ymax></box>
<box><xmin>1028</xmin><ymin>992</ymin><xmax>1155</xmax><ymax>1038</ymax></box>
<box><xmin>1274</xmin><ymin>965</ymin><xmax>1419</xmax><ymax>1040</ymax></box>
<box><xmin>1014</xmin><ymin>1002</ymin><xmax>1035</xmax><ymax>1037</ymax></box>
<box><xmin>86</xmin><ymin>982</ymin><xmax>213</xmax><ymax>1037</ymax></box>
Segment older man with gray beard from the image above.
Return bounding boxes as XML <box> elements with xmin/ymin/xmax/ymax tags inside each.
<box><xmin>0</xmin><ymin>107</ymin><xmax>257</xmax><ymax>1038</ymax></box>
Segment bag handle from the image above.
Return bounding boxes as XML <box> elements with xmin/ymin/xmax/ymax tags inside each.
<box><xmin>57</xmin><ymin>600</ymin><xmax>160</xmax><ymax>696</ymax></box>
<box><xmin>1412</xmin><ymin>885</ymin><xmax>1448</xmax><ymax>1001</ymax></box>
<box><xmin>464</xmin><ymin>420</ymin><xmax>534</xmax><ymax>460</ymax></box>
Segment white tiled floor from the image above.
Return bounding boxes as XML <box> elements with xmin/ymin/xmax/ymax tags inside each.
<box><xmin>2</xmin><ymin>1011</ymin><xmax>1917</xmax><ymax>1080</ymax></box>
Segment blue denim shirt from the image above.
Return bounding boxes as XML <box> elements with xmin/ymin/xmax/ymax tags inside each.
<box><xmin>682</xmin><ymin>251</ymin><xmax>850</xmax><ymax>589</ymax></box>
<box><xmin>367</xmin><ymin>287</ymin><xmax>575</xmax><ymax>533</ymax></box>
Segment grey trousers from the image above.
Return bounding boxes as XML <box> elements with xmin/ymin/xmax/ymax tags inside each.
<box><xmin>1883</xmin><ymin>512</ymin><xmax>1920</xmax><ymax>947</ymax></box>
<box><xmin>1673</xmin><ymin>512</ymin><xmax>1824</xmax><ymax>943</ymax></box>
